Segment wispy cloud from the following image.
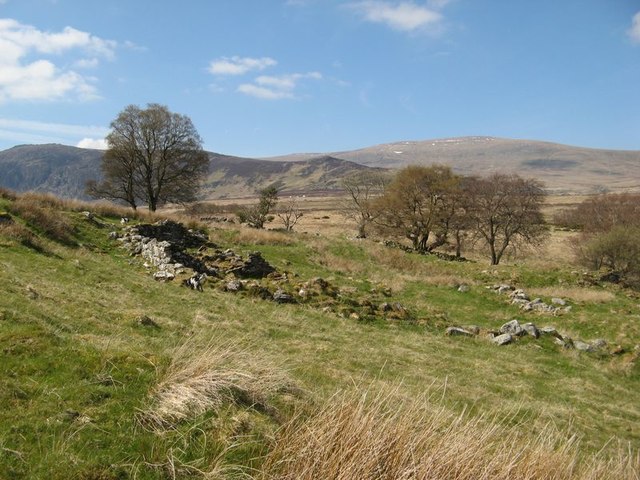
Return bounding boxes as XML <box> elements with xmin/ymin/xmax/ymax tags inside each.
<box><xmin>629</xmin><ymin>12</ymin><xmax>640</xmax><ymax>44</ymax></box>
<box><xmin>0</xmin><ymin>117</ymin><xmax>108</xmax><ymax>146</ymax></box>
<box><xmin>208</xmin><ymin>56</ymin><xmax>277</xmax><ymax>76</ymax></box>
<box><xmin>0</xmin><ymin>18</ymin><xmax>117</xmax><ymax>102</ymax></box>
<box><xmin>238</xmin><ymin>72</ymin><xmax>323</xmax><ymax>100</ymax></box>
<box><xmin>348</xmin><ymin>1</ymin><xmax>444</xmax><ymax>33</ymax></box>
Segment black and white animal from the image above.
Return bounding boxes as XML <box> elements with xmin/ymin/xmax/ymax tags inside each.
<box><xmin>120</xmin><ymin>217</ymin><xmax>130</xmax><ymax>224</ymax></box>
<box><xmin>184</xmin><ymin>273</ymin><xmax>207</xmax><ymax>292</ymax></box>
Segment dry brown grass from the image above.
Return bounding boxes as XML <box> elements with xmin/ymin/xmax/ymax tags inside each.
<box><xmin>8</xmin><ymin>193</ymin><xmax>74</xmax><ymax>244</ymax></box>
<box><xmin>257</xmin><ymin>388</ymin><xmax>639</xmax><ymax>480</ymax></box>
<box><xmin>0</xmin><ymin>221</ymin><xmax>41</xmax><ymax>250</ymax></box>
<box><xmin>138</xmin><ymin>339</ymin><xmax>299</xmax><ymax>431</ymax></box>
<box><xmin>232</xmin><ymin>228</ymin><xmax>296</xmax><ymax>246</ymax></box>
<box><xmin>527</xmin><ymin>286</ymin><xmax>616</xmax><ymax>304</ymax></box>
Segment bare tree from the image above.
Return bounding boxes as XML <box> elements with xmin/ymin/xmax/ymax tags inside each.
<box><xmin>373</xmin><ymin>165</ymin><xmax>459</xmax><ymax>252</ymax></box>
<box><xmin>87</xmin><ymin>103</ymin><xmax>209</xmax><ymax>211</ymax></box>
<box><xmin>465</xmin><ymin>174</ymin><xmax>547</xmax><ymax>265</ymax></box>
<box><xmin>341</xmin><ymin>171</ymin><xmax>389</xmax><ymax>238</ymax></box>
<box><xmin>277</xmin><ymin>196</ymin><xmax>304</xmax><ymax>231</ymax></box>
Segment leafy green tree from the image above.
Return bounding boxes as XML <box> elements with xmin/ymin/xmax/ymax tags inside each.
<box><xmin>237</xmin><ymin>186</ymin><xmax>279</xmax><ymax>229</ymax></box>
<box><xmin>87</xmin><ymin>103</ymin><xmax>209</xmax><ymax>211</ymax></box>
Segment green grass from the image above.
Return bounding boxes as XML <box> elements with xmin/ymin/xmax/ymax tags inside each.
<box><xmin>0</xmin><ymin>199</ymin><xmax>638</xmax><ymax>478</ymax></box>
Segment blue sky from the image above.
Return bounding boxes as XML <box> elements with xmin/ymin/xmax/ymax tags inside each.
<box><xmin>0</xmin><ymin>0</ymin><xmax>639</xmax><ymax>157</ymax></box>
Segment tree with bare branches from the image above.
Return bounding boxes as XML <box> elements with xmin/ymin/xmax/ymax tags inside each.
<box><xmin>464</xmin><ymin>174</ymin><xmax>547</xmax><ymax>265</ymax></box>
<box><xmin>277</xmin><ymin>196</ymin><xmax>304</xmax><ymax>231</ymax></box>
<box><xmin>341</xmin><ymin>171</ymin><xmax>389</xmax><ymax>238</ymax></box>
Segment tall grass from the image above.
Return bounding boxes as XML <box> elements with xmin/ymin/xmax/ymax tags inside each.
<box><xmin>8</xmin><ymin>193</ymin><xmax>74</xmax><ymax>244</ymax></box>
<box><xmin>257</xmin><ymin>387</ymin><xmax>639</xmax><ymax>480</ymax></box>
<box><xmin>138</xmin><ymin>339</ymin><xmax>299</xmax><ymax>431</ymax></box>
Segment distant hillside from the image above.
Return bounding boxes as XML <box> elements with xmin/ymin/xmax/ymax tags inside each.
<box><xmin>0</xmin><ymin>144</ymin><xmax>379</xmax><ymax>200</ymax></box>
<box><xmin>1</xmin><ymin>138</ymin><xmax>638</xmax><ymax>199</ymax></box>
<box><xmin>266</xmin><ymin>137</ymin><xmax>640</xmax><ymax>194</ymax></box>
<box><xmin>204</xmin><ymin>153</ymin><xmax>378</xmax><ymax>198</ymax></box>
<box><xmin>0</xmin><ymin>144</ymin><xmax>103</xmax><ymax>199</ymax></box>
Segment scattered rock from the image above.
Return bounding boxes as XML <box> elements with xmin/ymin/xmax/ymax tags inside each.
<box><xmin>273</xmin><ymin>289</ymin><xmax>295</xmax><ymax>304</ymax></box>
<box><xmin>493</xmin><ymin>333</ymin><xmax>513</xmax><ymax>345</ymax></box>
<box><xmin>551</xmin><ymin>297</ymin><xmax>567</xmax><ymax>306</ymax></box>
<box><xmin>153</xmin><ymin>271</ymin><xmax>175</xmax><ymax>281</ymax></box>
<box><xmin>457</xmin><ymin>284</ymin><xmax>470</xmax><ymax>293</ymax></box>
<box><xmin>591</xmin><ymin>338</ymin><xmax>607</xmax><ymax>350</ymax></box>
<box><xmin>464</xmin><ymin>325</ymin><xmax>481</xmax><ymax>335</ymax></box>
<box><xmin>522</xmin><ymin>322</ymin><xmax>540</xmax><ymax>339</ymax></box>
<box><xmin>446</xmin><ymin>327</ymin><xmax>475</xmax><ymax>337</ymax></box>
<box><xmin>500</xmin><ymin>319</ymin><xmax>525</xmax><ymax>337</ymax></box>
<box><xmin>225</xmin><ymin>280</ymin><xmax>243</xmax><ymax>292</ymax></box>
<box><xmin>228</xmin><ymin>251</ymin><xmax>276</xmax><ymax>278</ymax></box>
<box><xmin>574</xmin><ymin>340</ymin><xmax>595</xmax><ymax>352</ymax></box>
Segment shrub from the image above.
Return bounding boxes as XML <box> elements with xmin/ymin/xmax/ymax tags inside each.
<box><xmin>576</xmin><ymin>226</ymin><xmax>640</xmax><ymax>288</ymax></box>
<box><xmin>555</xmin><ymin>193</ymin><xmax>640</xmax><ymax>231</ymax></box>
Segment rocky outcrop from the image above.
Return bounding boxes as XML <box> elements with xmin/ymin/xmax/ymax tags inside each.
<box><xmin>489</xmin><ymin>284</ymin><xmax>572</xmax><ymax>315</ymax></box>
<box><xmin>446</xmin><ymin>318</ymin><xmax>614</xmax><ymax>352</ymax></box>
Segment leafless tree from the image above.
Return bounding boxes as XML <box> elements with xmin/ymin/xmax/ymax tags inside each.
<box><xmin>277</xmin><ymin>196</ymin><xmax>304</xmax><ymax>231</ymax></box>
<box><xmin>341</xmin><ymin>171</ymin><xmax>389</xmax><ymax>238</ymax></box>
<box><xmin>464</xmin><ymin>174</ymin><xmax>547</xmax><ymax>265</ymax></box>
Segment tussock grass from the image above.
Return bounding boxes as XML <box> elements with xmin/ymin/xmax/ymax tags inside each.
<box><xmin>0</xmin><ymin>221</ymin><xmax>41</xmax><ymax>250</ymax></box>
<box><xmin>139</xmin><ymin>339</ymin><xmax>299</xmax><ymax>431</ymax></box>
<box><xmin>8</xmin><ymin>193</ymin><xmax>74</xmax><ymax>243</ymax></box>
<box><xmin>258</xmin><ymin>387</ymin><xmax>640</xmax><ymax>480</ymax></box>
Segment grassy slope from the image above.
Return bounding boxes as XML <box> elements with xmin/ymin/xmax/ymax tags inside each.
<box><xmin>0</xmin><ymin>198</ymin><xmax>638</xmax><ymax>478</ymax></box>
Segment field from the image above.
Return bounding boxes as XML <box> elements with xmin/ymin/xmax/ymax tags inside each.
<box><xmin>0</xmin><ymin>191</ymin><xmax>638</xmax><ymax>479</ymax></box>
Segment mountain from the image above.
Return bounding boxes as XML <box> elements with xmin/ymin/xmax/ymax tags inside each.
<box><xmin>1</xmin><ymin>137</ymin><xmax>639</xmax><ymax>199</ymax></box>
<box><xmin>0</xmin><ymin>144</ymin><xmax>103</xmax><ymax>199</ymax></box>
<box><xmin>0</xmin><ymin>144</ymin><xmax>379</xmax><ymax>200</ymax></box>
<box><xmin>203</xmin><ymin>153</ymin><xmax>378</xmax><ymax>198</ymax></box>
<box><xmin>265</xmin><ymin>137</ymin><xmax>640</xmax><ymax>194</ymax></box>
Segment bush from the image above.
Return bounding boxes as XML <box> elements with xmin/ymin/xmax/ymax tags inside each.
<box><xmin>576</xmin><ymin>226</ymin><xmax>640</xmax><ymax>288</ymax></box>
<box><xmin>555</xmin><ymin>193</ymin><xmax>640</xmax><ymax>231</ymax></box>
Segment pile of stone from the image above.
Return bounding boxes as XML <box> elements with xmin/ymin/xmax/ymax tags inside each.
<box><xmin>446</xmin><ymin>318</ymin><xmax>612</xmax><ymax>352</ymax></box>
<box><xmin>489</xmin><ymin>284</ymin><xmax>572</xmax><ymax>315</ymax></box>
<box><xmin>112</xmin><ymin>220</ymin><xmax>278</xmax><ymax>283</ymax></box>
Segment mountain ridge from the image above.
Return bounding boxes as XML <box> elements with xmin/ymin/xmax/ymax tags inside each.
<box><xmin>0</xmin><ymin>137</ymin><xmax>638</xmax><ymax>199</ymax></box>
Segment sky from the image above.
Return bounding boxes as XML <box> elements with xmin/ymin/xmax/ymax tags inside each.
<box><xmin>0</xmin><ymin>0</ymin><xmax>639</xmax><ymax>157</ymax></box>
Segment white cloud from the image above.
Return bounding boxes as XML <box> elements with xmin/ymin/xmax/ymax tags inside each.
<box><xmin>208</xmin><ymin>56</ymin><xmax>277</xmax><ymax>76</ymax></box>
<box><xmin>237</xmin><ymin>83</ymin><xmax>295</xmax><ymax>100</ymax></box>
<box><xmin>349</xmin><ymin>1</ymin><xmax>443</xmax><ymax>32</ymax></box>
<box><xmin>629</xmin><ymin>12</ymin><xmax>640</xmax><ymax>44</ymax></box>
<box><xmin>0</xmin><ymin>19</ymin><xmax>116</xmax><ymax>102</ymax></box>
<box><xmin>77</xmin><ymin>137</ymin><xmax>107</xmax><ymax>149</ymax></box>
<box><xmin>238</xmin><ymin>72</ymin><xmax>322</xmax><ymax>100</ymax></box>
<box><xmin>73</xmin><ymin>58</ymin><xmax>99</xmax><ymax>69</ymax></box>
